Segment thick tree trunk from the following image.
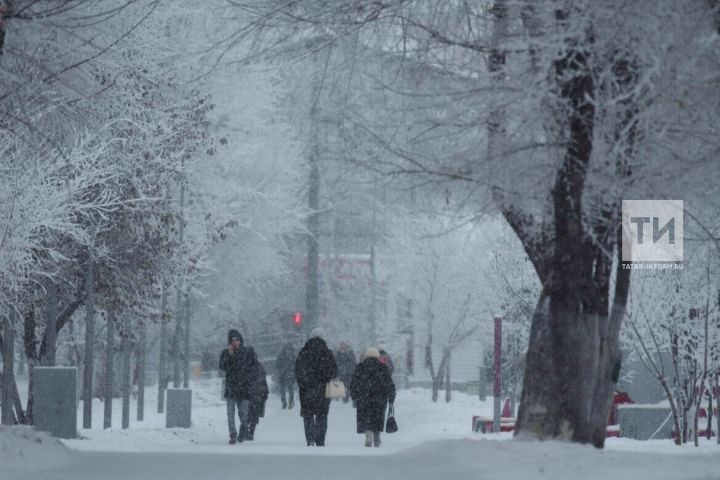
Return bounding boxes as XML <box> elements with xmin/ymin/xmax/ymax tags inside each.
<box><xmin>515</xmin><ymin>13</ymin><xmax>599</xmax><ymax>442</ymax></box>
<box><xmin>104</xmin><ymin>314</ymin><xmax>114</xmax><ymax>429</ymax></box>
<box><xmin>0</xmin><ymin>326</ymin><xmax>25</xmax><ymax>423</ymax></box>
<box><xmin>1</xmin><ymin>317</ymin><xmax>16</xmax><ymax>424</ymax></box>
<box><xmin>82</xmin><ymin>255</ymin><xmax>96</xmax><ymax>429</ymax></box>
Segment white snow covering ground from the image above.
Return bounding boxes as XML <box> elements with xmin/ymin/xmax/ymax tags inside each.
<box><xmin>1</xmin><ymin>377</ymin><xmax>718</xmax><ymax>480</ymax></box>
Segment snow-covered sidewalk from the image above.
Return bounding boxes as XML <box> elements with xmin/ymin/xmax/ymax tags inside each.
<box><xmin>2</xmin><ymin>378</ymin><xmax>719</xmax><ymax>480</ymax></box>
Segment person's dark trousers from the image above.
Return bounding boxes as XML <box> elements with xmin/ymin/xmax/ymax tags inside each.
<box><xmin>226</xmin><ymin>398</ymin><xmax>249</xmax><ymax>442</ymax></box>
<box><xmin>303</xmin><ymin>414</ymin><xmax>328</xmax><ymax>446</ymax></box>
<box><xmin>341</xmin><ymin>377</ymin><xmax>351</xmax><ymax>403</ymax></box>
<box><xmin>280</xmin><ymin>379</ymin><xmax>295</xmax><ymax>409</ymax></box>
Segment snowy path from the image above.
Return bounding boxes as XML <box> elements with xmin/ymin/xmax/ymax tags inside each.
<box><xmin>61</xmin><ymin>377</ymin><xmax>486</xmax><ymax>453</ymax></box>
<box><xmin>3</xmin><ymin>378</ymin><xmax>720</xmax><ymax>480</ymax></box>
<box><xmin>11</xmin><ymin>435</ymin><xmax>720</xmax><ymax>480</ymax></box>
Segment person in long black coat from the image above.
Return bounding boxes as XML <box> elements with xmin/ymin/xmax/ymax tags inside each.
<box><xmin>218</xmin><ymin>329</ymin><xmax>254</xmax><ymax>444</ymax></box>
<box><xmin>350</xmin><ymin>347</ymin><xmax>396</xmax><ymax>447</ymax></box>
<box><xmin>295</xmin><ymin>328</ymin><xmax>338</xmax><ymax>446</ymax></box>
<box><xmin>245</xmin><ymin>347</ymin><xmax>269</xmax><ymax>441</ymax></box>
<box><xmin>275</xmin><ymin>342</ymin><xmax>296</xmax><ymax>409</ymax></box>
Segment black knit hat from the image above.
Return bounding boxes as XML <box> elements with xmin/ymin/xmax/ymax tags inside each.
<box><xmin>228</xmin><ymin>329</ymin><xmax>243</xmax><ymax>344</ymax></box>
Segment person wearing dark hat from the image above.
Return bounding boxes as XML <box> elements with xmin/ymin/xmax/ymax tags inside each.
<box><xmin>219</xmin><ymin>329</ymin><xmax>252</xmax><ymax>444</ymax></box>
<box><xmin>294</xmin><ymin>327</ymin><xmax>338</xmax><ymax>446</ymax></box>
<box><xmin>350</xmin><ymin>347</ymin><xmax>396</xmax><ymax>447</ymax></box>
<box><xmin>275</xmin><ymin>342</ymin><xmax>297</xmax><ymax>409</ymax></box>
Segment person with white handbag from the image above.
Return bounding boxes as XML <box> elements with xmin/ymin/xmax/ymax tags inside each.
<box><xmin>294</xmin><ymin>327</ymin><xmax>338</xmax><ymax>446</ymax></box>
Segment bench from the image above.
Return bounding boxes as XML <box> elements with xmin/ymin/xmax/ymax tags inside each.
<box><xmin>473</xmin><ymin>391</ymin><xmax>635</xmax><ymax>437</ymax></box>
<box><xmin>472</xmin><ymin>415</ymin><xmax>516</xmax><ymax>433</ymax></box>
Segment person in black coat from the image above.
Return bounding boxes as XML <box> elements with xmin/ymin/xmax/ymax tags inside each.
<box><xmin>350</xmin><ymin>347</ymin><xmax>396</xmax><ymax>447</ymax></box>
<box><xmin>275</xmin><ymin>342</ymin><xmax>296</xmax><ymax>409</ymax></box>
<box><xmin>218</xmin><ymin>329</ymin><xmax>253</xmax><ymax>444</ymax></box>
<box><xmin>334</xmin><ymin>342</ymin><xmax>356</xmax><ymax>403</ymax></box>
<box><xmin>245</xmin><ymin>347</ymin><xmax>269</xmax><ymax>441</ymax></box>
<box><xmin>294</xmin><ymin>327</ymin><xmax>338</xmax><ymax>446</ymax></box>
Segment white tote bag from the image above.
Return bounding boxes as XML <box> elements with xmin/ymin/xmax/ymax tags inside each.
<box><xmin>325</xmin><ymin>378</ymin><xmax>346</xmax><ymax>399</ymax></box>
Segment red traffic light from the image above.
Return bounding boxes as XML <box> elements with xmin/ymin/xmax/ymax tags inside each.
<box><xmin>293</xmin><ymin>312</ymin><xmax>303</xmax><ymax>326</ymax></box>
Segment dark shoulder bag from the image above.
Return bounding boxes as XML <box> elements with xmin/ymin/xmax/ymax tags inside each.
<box><xmin>385</xmin><ymin>403</ymin><xmax>398</xmax><ymax>434</ymax></box>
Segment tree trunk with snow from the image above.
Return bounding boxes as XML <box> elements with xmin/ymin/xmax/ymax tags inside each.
<box><xmin>706</xmin><ymin>393</ymin><xmax>713</xmax><ymax>442</ymax></box>
<box><xmin>42</xmin><ymin>282</ymin><xmax>59</xmax><ymax>366</ymax></box>
<box><xmin>715</xmin><ymin>372</ymin><xmax>719</xmax><ymax>445</ymax></box>
<box><xmin>137</xmin><ymin>320</ymin><xmax>146</xmax><ymax>422</ymax></box>
<box><xmin>121</xmin><ymin>316</ymin><xmax>131</xmax><ymax>430</ymax></box>
<box><xmin>17</xmin><ymin>335</ymin><xmax>25</xmax><ymax>377</ymax></box>
<box><xmin>157</xmin><ymin>285</ymin><xmax>169</xmax><ymax>414</ymax></box>
<box><xmin>82</xmin><ymin>255</ymin><xmax>96</xmax><ymax>429</ymax></box>
<box><xmin>172</xmin><ymin>282</ymin><xmax>184</xmax><ymax>388</ymax></box>
<box><xmin>1</xmin><ymin>316</ymin><xmax>15</xmax><ymax>424</ymax></box>
<box><xmin>509</xmin><ymin>7</ymin><xmax>638</xmax><ymax>446</ymax></box>
<box><xmin>514</xmin><ymin>12</ymin><xmax>598</xmax><ymax>441</ymax></box>
<box><xmin>445</xmin><ymin>349</ymin><xmax>451</xmax><ymax>403</ymax></box>
<box><xmin>104</xmin><ymin>314</ymin><xmax>114</xmax><ymax>429</ymax></box>
<box><xmin>182</xmin><ymin>291</ymin><xmax>191</xmax><ymax>389</ymax></box>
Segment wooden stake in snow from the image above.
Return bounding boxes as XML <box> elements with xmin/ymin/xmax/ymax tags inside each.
<box><xmin>494</xmin><ymin>316</ymin><xmax>503</xmax><ymax>433</ymax></box>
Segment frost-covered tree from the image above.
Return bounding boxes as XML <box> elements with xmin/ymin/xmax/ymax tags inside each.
<box><xmin>220</xmin><ymin>0</ymin><xmax>720</xmax><ymax>447</ymax></box>
<box><xmin>624</xmin><ymin>245</ymin><xmax>720</xmax><ymax>446</ymax></box>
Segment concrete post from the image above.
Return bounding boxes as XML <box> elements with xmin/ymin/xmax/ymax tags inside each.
<box><xmin>33</xmin><ymin>367</ymin><xmax>77</xmax><ymax>438</ymax></box>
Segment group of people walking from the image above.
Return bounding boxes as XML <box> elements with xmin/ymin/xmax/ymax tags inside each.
<box><xmin>219</xmin><ymin>327</ymin><xmax>396</xmax><ymax>447</ymax></box>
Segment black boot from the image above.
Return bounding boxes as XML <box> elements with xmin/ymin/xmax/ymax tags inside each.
<box><xmin>229</xmin><ymin>433</ymin><xmax>237</xmax><ymax>445</ymax></box>
<box><xmin>246</xmin><ymin>423</ymin><xmax>256</xmax><ymax>441</ymax></box>
<box><xmin>315</xmin><ymin>414</ymin><xmax>327</xmax><ymax>446</ymax></box>
<box><xmin>303</xmin><ymin>416</ymin><xmax>315</xmax><ymax>446</ymax></box>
